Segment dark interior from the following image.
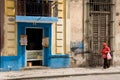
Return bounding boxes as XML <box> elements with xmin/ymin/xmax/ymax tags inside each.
<box><xmin>26</xmin><ymin>0</ymin><xmax>50</xmax><ymax>16</ymax></box>
<box><xmin>26</xmin><ymin>28</ymin><xmax>43</xmax><ymax>66</ymax></box>
<box><xmin>26</xmin><ymin>28</ymin><xmax>43</xmax><ymax>50</ymax></box>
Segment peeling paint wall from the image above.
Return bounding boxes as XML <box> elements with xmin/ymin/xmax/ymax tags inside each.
<box><xmin>70</xmin><ymin>0</ymin><xmax>120</xmax><ymax>67</ymax></box>
<box><xmin>70</xmin><ymin>0</ymin><xmax>83</xmax><ymax>42</ymax></box>
<box><xmin>70</xmin><ymin>0</ymin><xmax>85</xmax><ymax>67</ymax></box>
<box><xmin>114</xmin><ymin>0</ymin><xmax>120</xmax><ymax>66</ymax></box>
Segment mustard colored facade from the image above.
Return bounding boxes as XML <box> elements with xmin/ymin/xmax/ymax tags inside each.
<box><xmin>4</xmin><ymin>0</ymin><xmax>17</xmax><ymax>56</ymax></box>
<box><xmin>0</xmin><ymin>0</ymin><xmax>70</xmax><ymax>71</ymax></box>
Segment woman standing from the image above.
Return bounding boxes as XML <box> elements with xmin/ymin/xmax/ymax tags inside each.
<box><xmin>101</xmin><ymin>43</ymin><xmax>111</xmax><ymax>69</ymax></box>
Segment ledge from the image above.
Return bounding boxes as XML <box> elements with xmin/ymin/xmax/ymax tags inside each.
<box><xmin>16</xmin><ymin>16</ymin><xmax>58</xmax><ymax>23</ymax></box>
<box><xmin>50</xmin><ymin>54</ymin><xmax>70</xmax><ymax>58</ymax></box>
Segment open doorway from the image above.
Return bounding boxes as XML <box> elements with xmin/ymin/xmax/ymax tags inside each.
<box><xmin>26</xmin><ymin>28</ymin><xmax>43</xmax><ymax>67</ymax></box>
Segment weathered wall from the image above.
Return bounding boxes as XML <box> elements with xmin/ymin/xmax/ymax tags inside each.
<box><xmin>70</xmin><ymin>0</ymin><xmax>83</xmax><ymax>42</ymax></box>
<box><xmin>114</xmin><ymin>0</ymin><xmax>120</xmax><ymax>66</ymax></box>
<box><xmin>70</xmin><ymin>0</ymin><xmax>120</xmax><ymax>67</ymax></box>
<box><xmin>70</xmin><ymin>0</ymin><xmax>85</xmax><ymax>67</ymax></box>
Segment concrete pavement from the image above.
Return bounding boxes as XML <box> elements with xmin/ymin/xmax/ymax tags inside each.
<box><xmin>0</xmin><ymin>66</ymin><xmax>120</xmax><ymax>80</ymax></box>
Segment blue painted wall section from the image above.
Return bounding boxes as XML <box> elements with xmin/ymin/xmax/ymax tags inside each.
<box><xmin>17</xmin><ymin>22</ymin><xmax>52</xmax><ymax>67</ymax></box>
<box><xmin>0</xmin><ymin>56</ymin><xmax>19</xmax><ymax>71</ymax></box>
<box><xmin>0</xmin><ymin>16</ymin><xmax>70</xmax><ymax>71</ymax></box>
<box><xmin>49</xmin><ymin>54</ymin><xmax>70</xmax><ymax>68</ymax></box>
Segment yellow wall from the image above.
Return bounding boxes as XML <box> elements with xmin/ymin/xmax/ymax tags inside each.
<box><xmin>65</xmin><ymin>0</ymin><xmax>71</xmax><ymax>54</ymax></box>
<box><xmin>52</xmin><ymin>0</ymin><xmax>64</xmax><ymax>54</ymax></box>
<box><xmin>4</xmin><ymin>0</ymin><xmax>17</xmax><ymax>56</ymax></box>
<box><xmin>53</xmin><ymin>0</ymin><xmax>70</xmax><ymax>54</ymax></box>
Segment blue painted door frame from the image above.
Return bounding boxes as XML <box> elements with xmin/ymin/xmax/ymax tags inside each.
<box><xmin>1</xmin><ymin>16</ymin><xmax>70</xmax><ymax>71</ymax></box>
<box><xmin>17</xmin><ymin>22</ymin><xmax>52</xmax><ymax>68</ymax></box>
<box><xmin>0</xmin><ymin>18</ymin><xmax>70</xmax><ymax>71</ymax></box>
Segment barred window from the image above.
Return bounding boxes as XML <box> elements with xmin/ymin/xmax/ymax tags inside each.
<box><xmin>87</xmin><ymin>0</ymin><xmax>113</xmax><ymax>53</ymax></box>
<box><xmin>17</xmin><ymin>0</ymin><xmax>58</xmax><ymax>17</ymax></box>
<box><xmin>89</xmin><ymin>0</ymin><xmax>112</xmax><ymax>12</ymax></box>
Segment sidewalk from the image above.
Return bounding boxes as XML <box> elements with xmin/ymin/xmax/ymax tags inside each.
<box><xmin>0</xmin><ymin>66</ymin><xmax>120</xmax><ymax>80</ymax></box>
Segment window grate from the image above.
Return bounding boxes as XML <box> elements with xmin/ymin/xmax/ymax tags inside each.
<box><xmin>87</xmin><ymin>0</ymin><xmax>113</xmax><ymax>66</ymax></box>
<box><xmin>88</xmin><ymin>0</ymin><xmax>111</xmax><ymax>12</ymax></box>
<box><xmin>88</xmin><ymin>0</ymin><xmax>112</xmax><ymax>52</ymax></box>
<box><xmin>17</xmin><ymin>0</ymin><xmax>58</xmax><ymax>17</ymax></box>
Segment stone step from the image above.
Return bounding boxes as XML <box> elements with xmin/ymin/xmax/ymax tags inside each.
<box><xmin>21</xmin><ymin>66</ymin><xmax>50</xmax><ymax>71</ymax></box>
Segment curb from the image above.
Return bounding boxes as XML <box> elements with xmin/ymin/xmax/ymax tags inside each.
<box><xmin>6</xmin><ymin>71</ymin><xmax>120</xmax><ymax>80</ymax></box>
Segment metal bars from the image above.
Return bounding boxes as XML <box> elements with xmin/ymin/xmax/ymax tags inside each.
<box><xmin>17</xmin><ymin>0</ymin><xmax>26</xmax><ymax>15</ymax></box>
<box><xmin>88</xmin><ymin>0</ymin><xmax>112</xmax><ymax>53</ymax></box>
<box><xmin>16</xmin><ymin>0</ymin><xmax>58</xmax><ymax>17</ymax></box>
<box><xmin>87</xmin><ymin>0</ymin><xmax>112</xmax><ymax>66</ymax></box>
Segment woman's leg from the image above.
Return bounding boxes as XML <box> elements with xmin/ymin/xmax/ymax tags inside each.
<box><xmin>103</xmin><ymin>58</ymin><xmax>107</xmax><ymax>69</ymax></box>
<box><xmin>107</xmin><ymin>60</ymin><xmax>110</xmax><ymax>68</ymax></box>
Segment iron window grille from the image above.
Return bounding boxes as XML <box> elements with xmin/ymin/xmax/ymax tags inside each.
<box><xmin>16</xmin><ymin>0</ymin><xmax>58</xmax><ymax>17</ymax></box>
<box><xmin>86</xmin><ymin>0</ymin><xmax>114</xmax><ymax>66</ymax></box>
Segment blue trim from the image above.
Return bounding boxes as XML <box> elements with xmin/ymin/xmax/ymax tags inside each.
<box><xmin>17</xmin><ymin>22</ymin><xmax>52</xmax><ymax>68</ymax></box>
<box><xmin>16</xmin><ymin>16</ymin><xmax>58</xmax><ymax>23</ymax></box>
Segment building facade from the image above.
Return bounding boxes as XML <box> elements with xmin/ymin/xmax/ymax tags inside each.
<box><xmin>1</xmin><ymin>0</ymin><xmax>120</xmax><ymax>71</ymax></box>
<box><xmin>0</xmin><ymin>0</ymin><xmax>70</xmax><ymax>71</ymax></box>
<box><xmin>70</xmin><ymin>0</ymin><xmax>120</xmax><ymax>67</ymax></box>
